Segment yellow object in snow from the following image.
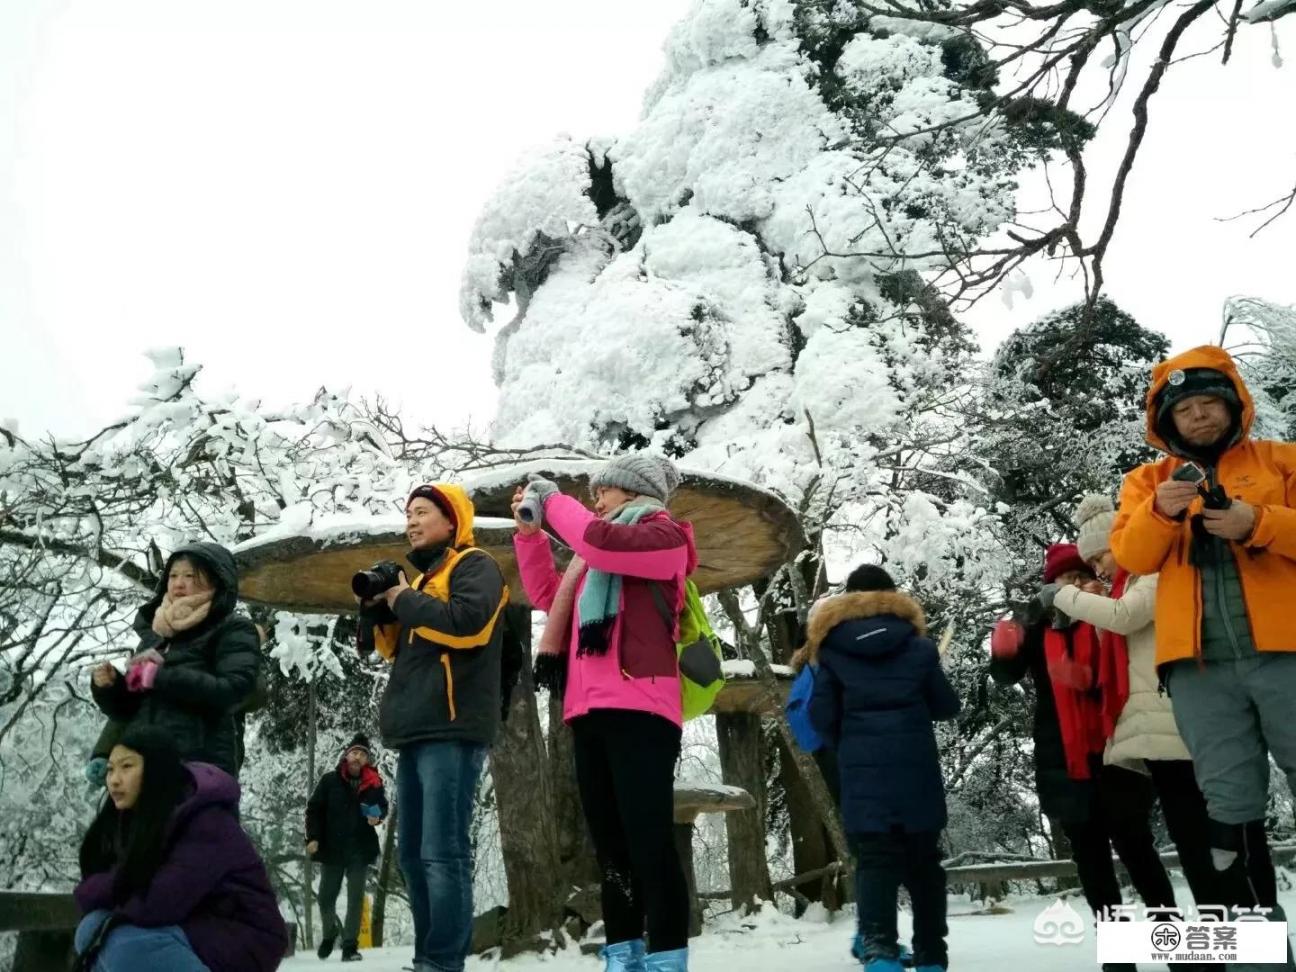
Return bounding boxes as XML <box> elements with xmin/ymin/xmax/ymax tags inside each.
<box><xmin>357</xmin><ymin>895</ymin><xmax>372</xmax><ymax>949</ymax></box>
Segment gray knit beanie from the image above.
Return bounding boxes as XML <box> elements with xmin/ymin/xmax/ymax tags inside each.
<box><xmin>589</xmin><ymin>453</ymin><xmax>681</xmax><ymax>505</ymax></box>
<box><xmin>1074</xmin><ymin>494</ymin><xmax>1117</xmax><ymax>563</ymax></box>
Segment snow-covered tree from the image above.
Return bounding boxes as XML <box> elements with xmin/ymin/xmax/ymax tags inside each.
<box><xmin>1221</xmin><ymin>295</ymin><xmax>1296</xmax><ymax>440</ymax></box>
<box><xmin>460</xmin><ymin>0</ymin><xmax>1036</xmax><ymax>595</ymax></box>
<box><xmin>974</xmin><ymin>297</ymin><xmax>1170</xmax><ymax>587</ymax></box>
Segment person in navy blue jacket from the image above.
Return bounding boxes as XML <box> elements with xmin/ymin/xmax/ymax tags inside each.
<box><xmin>807</xmin><ymin>565</ymin><xmax>960</xmax><ymax>972</ymax></box>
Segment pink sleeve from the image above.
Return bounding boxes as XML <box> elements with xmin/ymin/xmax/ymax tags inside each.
<box><xmin>513</xmin><ymin>531</ymin><xmax>562</xmax><ymax>612</ymax></box>
<box><xmin>543</xmin><ymin>494</ymin><xmax>689</xmax><ymax>581</ymax></box>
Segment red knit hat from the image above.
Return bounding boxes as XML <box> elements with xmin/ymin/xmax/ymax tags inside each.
<box><xmin>1043</xmin><ymin>543</ymin><xmax>1089</xmax><ymax>583</ymax></box>
<box><xmin>406</xmin><ymin>484</ymin><xmax>457</xmax><ymax>531</ymax></box>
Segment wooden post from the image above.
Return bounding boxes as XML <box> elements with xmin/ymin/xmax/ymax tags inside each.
<box><xmin>715</xmin><ymin>712</ymin><xmax>772</xmax><ymax>911</ymax></box>
<box><xmin>673</xmin><ymin>786</ymin><xmax>757</xmax><ymax>939</ymax></box>
<box><xmin>489</xmin><ymin>606</ymin><xmax>566</xmax><ymax>952</ymax></box>
<box><xmin>673</xmin><ymin>821</ymin><xmax>702</xmax><ymax>938</ymax></box>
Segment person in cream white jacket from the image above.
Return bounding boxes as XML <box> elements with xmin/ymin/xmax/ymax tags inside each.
<box><xmin>1053</xmin><ymin>494</ymin><xmax>1221</xmax><ymax>913</ymax></box>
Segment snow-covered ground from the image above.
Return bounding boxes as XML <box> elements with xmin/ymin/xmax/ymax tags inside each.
<box><xmin>284</xmin><ymin>887</ymin><xmax>1296</xmax><ymax>971</ymax></box>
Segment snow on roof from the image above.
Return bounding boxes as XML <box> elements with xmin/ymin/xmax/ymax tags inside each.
<box><xmin>233</xmin><ymin>511</ymin><xmax>516</xmax><ymax>554</ymax></box>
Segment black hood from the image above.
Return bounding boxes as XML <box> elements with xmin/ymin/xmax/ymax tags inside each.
<box><xmin>135</xmin><ymin>541</ymin><xmax>239</xmax><ymax>637</ymax></box>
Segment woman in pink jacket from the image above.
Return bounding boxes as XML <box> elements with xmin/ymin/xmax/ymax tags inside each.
<box><xmin>512</xmin><ymin>454</ymin><xmax>696</xmax><ymax>972</ymax></box>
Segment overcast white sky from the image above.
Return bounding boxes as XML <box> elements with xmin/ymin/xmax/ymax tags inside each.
<box><xmin>2</xmin><ymin>0</ymin><xmax>1294</xmax><ymax>440</ymax></box>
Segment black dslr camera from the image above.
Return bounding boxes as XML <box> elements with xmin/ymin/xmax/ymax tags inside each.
<box><xmin>351</xmin><ymin>560</ymin><xmax>404</xmax><ymax>600</ymax></box>
<box><xmin>1171</xmin><ymin>462</ymin><xmax>1231</xmax><ymax>510</ymax></box>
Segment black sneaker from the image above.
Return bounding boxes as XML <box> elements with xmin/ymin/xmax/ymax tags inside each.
<box><xmin>341</xmin><ymin>944</ymin><xmax>362</xmax><ymax>962</ymax></box>
<box><xmin>317</xmin><ymin>934</ymin><xmax>337</xmax><ymax>960</ymax></box>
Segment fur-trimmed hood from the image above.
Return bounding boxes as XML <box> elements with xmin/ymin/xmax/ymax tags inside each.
<box><xmin>799</xmin><ymin>591</ymin><xmax>927</xmax><ymax>666</ymax></box>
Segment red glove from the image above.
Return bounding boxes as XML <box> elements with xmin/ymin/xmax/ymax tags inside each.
<box><xmin>990</xmin><ymin>618</ymin><xmax>1025</xmax><ymax>660</ymax></box>
<box><xmin>1049</xmin><ymin>656</ymin><xmax>1094</xmax><ymax>690</ymax></box>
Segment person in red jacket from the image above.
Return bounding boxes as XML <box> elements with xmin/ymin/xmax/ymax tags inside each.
<box><xmin>990</xmin><ymin>545</ymin><xmax>1173</xmax><ymax>972</ymax></box>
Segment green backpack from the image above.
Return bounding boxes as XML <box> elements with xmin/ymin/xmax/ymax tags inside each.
<box><xmin>653</xmin><ymin>579</ymin><xmax>725</xmax><ymax>721</ymax></box>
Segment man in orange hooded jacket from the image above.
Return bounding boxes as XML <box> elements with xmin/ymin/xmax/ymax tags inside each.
<box><xmin>1112</xmin><ymin>346</ymin><xmax>1296</xmax><ymax>938</ymax></box>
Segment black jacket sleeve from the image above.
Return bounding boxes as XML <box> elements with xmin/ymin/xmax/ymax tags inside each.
<box><xmin>152</xmin><ymin>617</ymin><xmax>262</xmax><ymax>715</ymax></box>
<box><xmin>91</xmin><ymin>675</ymin><xmax>140</xmax><ymax>721</ymax></box>
<box><xmin>390</xmin><ymin>552</ymin><xmax>505</xmax><ymax>647</ymax></box>
<box><xmin>305</xmin><ymin>775</ymin><xmax>328</xmax><ymax>845</ymax></box>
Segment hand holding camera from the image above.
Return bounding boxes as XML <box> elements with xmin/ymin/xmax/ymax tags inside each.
<box><xmin>1167</xmin><ymin>463</ymin><xmax>1255</xmax><ymax>541</ymax></box>
<box><xmin>352</xmin><ymin>560</ymin><xmax>409</xmax><ymax>611</ymax></box>
<box><xmin>512</xmin><ymin>475</ymin><xmax>558</xmax><ymax>534</ymax></box>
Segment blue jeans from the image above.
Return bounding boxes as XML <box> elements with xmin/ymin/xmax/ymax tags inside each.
<box><xmin>75</xmin><ymin>910</ymin><xmax>210</xmax><ymax>971</ymax></box>
<box><xmin>397</xmin><ymin>740</ymin><xmax>486</xmax><ymax>972</ymax></box>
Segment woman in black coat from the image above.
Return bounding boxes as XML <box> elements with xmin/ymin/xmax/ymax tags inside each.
<box><xmin>91</xmin><ymin>543</ymin><xmax>262</xmax><ymax>777</ymax></box>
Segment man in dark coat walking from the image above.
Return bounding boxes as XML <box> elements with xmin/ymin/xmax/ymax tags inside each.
<box><xmin>807</xmin><ymin>565</ymin><xmax>960</xmax><ymax>972</ymax></box>
<box><xmin>306</xmin><ymin>734</ymin><xmax>388</xmax><ymax>962</ymax></box>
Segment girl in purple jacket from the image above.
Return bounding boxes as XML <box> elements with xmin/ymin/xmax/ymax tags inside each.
<box><xmin>74</xmin><ymin>725</ymin><xmax>287</xmax><ymax>972</ymax></box>
<box><xmin>512</xmin><ymin>454</ymin><xmax>696</xmax><ymax>972</ymax></box>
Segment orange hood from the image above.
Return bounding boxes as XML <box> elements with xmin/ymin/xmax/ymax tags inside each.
<box><xmin>1144</xmin><ymin>345</ymin><xmax>1254</xmax><ymax>456</ymax></box>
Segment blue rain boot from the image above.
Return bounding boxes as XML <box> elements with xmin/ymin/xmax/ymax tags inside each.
<box><xmin>601</xmin><ymin>939</ymin><xmax>647</xmax><ymax>972</ymax></box>
<box><xmin>853</xmin><ymin>936</ymin><xmax>913</xmax><ymax>966</ymax></box>
<box><xmin>643</xmin><ymin>947</ymin><xmax>688</xmax><ymax>971</ymax></box>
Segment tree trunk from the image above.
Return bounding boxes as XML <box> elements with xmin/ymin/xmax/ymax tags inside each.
<box><xmin>715</xmin><ymin>712</ymin><xmax>772</xmax><ymax>911</ymax></box>
<box><xmin>489</xmin><ymin>606</ymin><xmax>566</xmax><ymax>952</ymax></box>
<box><xmin>547</xmin><ymin>691</ymin><xmax>600</xmax><ymax>900</ymax></box>
<box><xmin>718</xmin><ymin>590</ymin><xmax>850</xmax><ymax>863</ymax></box>
<box><xmin>372</xmin><ymin>800</ymin><xmax>399</xmax><ymax>947</ymax></box>
<box><xmin>778</xmin><ymin>736</ymin><xmax>842</xmax><ymax>912</ymax></box>
<box><xmin>302</xmin><ymin>680</ymin><xmax>317</xmax><ymax>950</ymax></box>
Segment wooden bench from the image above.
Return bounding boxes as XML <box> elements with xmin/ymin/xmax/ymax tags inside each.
<box><xmin>0</xmin><ymin>892</ymin><xmax>297</xmax><ymax>972</ymax></box>
<box><xmin>673</xmin><ymin>784</ymin><xmax>756</xmax><ymax>937</ymax></box>
<box><xmin>0</xmin><ymin>891</ymin><xmax>81</xmax><ymax>972</ymax></box>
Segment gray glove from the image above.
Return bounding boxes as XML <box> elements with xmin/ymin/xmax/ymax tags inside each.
<box><xmin>1023</xmin><ymin>583</ymin><xmax>1061</xmax><ymax>628</ymax></box>
<box><xmin>525</xmin><ymin>474</ymin><xmax>560</xmax><ymax>504</ymax></box>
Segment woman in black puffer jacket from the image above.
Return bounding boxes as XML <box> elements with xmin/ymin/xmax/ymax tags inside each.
<box><xmin>90</xmin><ymin>542</ymin><xmax>262</xmax><ymax>778</ymax></box>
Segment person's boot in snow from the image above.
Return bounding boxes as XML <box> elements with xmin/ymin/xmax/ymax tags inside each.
<box><xmin>642</xmin><ymin>947</ymin><xmax>688</xmax><ymax>971</ymax></box>
<box><xmin>601</xmin><ymin>939</ymin><xmax>647</xmax><ymax>972</ymax></box>
<box><xmin>317</xmin><ymin>932</ymin><xmax>337</xmax><ymax>960</ymax></box>
<box><xmin>340</xmin><ymin>941</ymin><xmax>361</xmax><ymax>961</ymax></box>
<box><xmin>852</xmin><ymin>936</ymin><xmax>914</xmax><ymax>966</ymax></box>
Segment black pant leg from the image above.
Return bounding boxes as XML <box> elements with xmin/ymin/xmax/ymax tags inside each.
<box><xmin>573</xmin><ymin>713</ymin><xmax>644</xmax><ymax>946</ymax></box>
<box><xmin>1147</xmin><ymin>759</ymin><xmax>1224</xmax><ymax>911</ymax></box>
<box><xmin>603</xmin><ymin>711</ymin><xmax>689</xmax><ymax>954</ymax></box>
<box><xmin>1063</xmin><ymin>820</ymin><xmax>1123</xmax><ymax>917</ymax></box>
<box><xmin>316</xmin><ymin>862</ymin><xmax>344</xmax><ymax>940</ymax></box>
<box><xmin>902</xmin><ymin>830</ymin><xmax>948</xmax><ymax>969</ymax></box>
<box><xmin>342</xmin><ymin>858</ymin><xmax>368</xmax><ymax>947</ymax></box>
<box><xmin>850</xmin><ymin>831</ymin><xmax>904</xmax><ymax>962</ymax></box>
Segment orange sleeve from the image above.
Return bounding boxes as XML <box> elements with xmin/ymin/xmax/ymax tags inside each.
<box><xmin>1111</xmin><ymin>463</ymin><xmax>1181</xmax><ymax>576</ymax></box>
<box><xmin>1245</xmin><ymin>443</ymin><xmax>1296</xmax><ymax>561</ymax></box>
